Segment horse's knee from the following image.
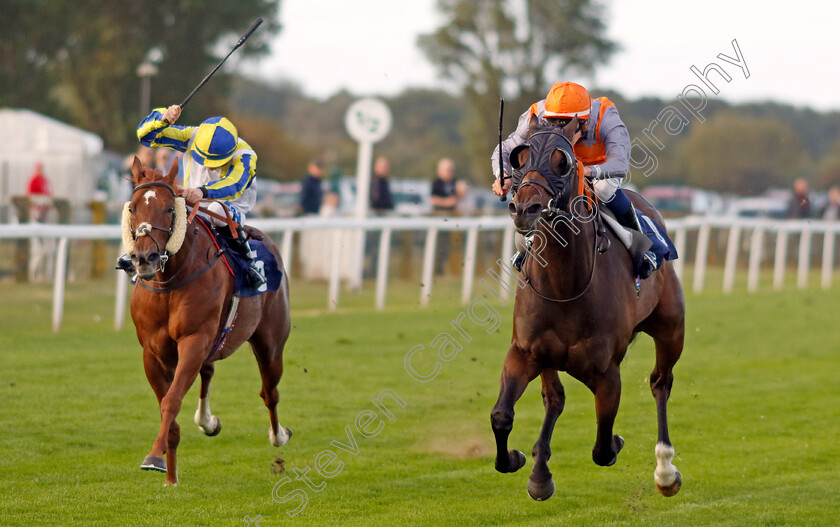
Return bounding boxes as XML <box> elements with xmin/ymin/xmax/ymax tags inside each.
<box><xmin>491</xmin><ymin>407</ymin><xmax>513</xmax><ymax>432</ymax></box>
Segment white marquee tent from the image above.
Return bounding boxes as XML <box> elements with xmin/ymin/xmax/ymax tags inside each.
<box><xmin>0</xmin><ymin>109</ymin><xmax>104</xmax><ymax>209</ymax></box>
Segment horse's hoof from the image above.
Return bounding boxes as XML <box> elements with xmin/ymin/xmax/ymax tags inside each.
<box><xmin>201</xmin><ymin>416</ymin><xmax>222</xmax><ymax>437</ymax></box>
<box><xmin>594</xmin><ymin>435</ymin><xmax>624</xmax><ymax>467</ymax></box>
<box><xmin>270</xmin><ymin>425</ymin><xmax>292</xmax><ymax>447</ymax></box>
<box><xmin>527</xmin><ymin>476</ymin><xmax>555</xmax><ymax>501</ymax></box>
<box><xmin>140</xmin><ymin>455</ymin><xmax>167</xmax><ymax>473</ymax></box>
<box><xmin>656</xmin><ymin>469</ymin><xmax>682</xmax><ymax>497</ymax></box>
<box><xmin>496</xmin><ymin>449</ymin><xmax>526</xmax><ymax>473</ymax></box>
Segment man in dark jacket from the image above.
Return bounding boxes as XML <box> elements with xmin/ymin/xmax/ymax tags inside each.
<box><xmin>370</xmin><ymin>156</ymin><xmax>394</xmax><ymax>214</ymax></box>
<box><xmin>300</xmin><ymin>160</ymin><xmax>324</xmax><ymax>215</ymax></box>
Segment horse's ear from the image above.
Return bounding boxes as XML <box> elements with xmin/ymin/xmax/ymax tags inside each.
<box><xmin>562</xmin><ymin>116</ymin><xmax>579</xmax><ymax>143</ymax></box>
<box><xmin>165</xmin><ymin>157</ymin><xmax>179</xmax><ymax>186</ymax></box>
<box><xmin>131</xmin><ymin>156</ymin><xmax>144</xmax><ymax>184</ymax></box>
<box><xmin>528</xmin><ymin>113</ymin><xmax>539</xmax><ymax>139</ymax></box>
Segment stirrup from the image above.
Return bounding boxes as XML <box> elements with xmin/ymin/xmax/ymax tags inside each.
<box><xmin>510</xmin><ymin>251</ymin><xmax>526</xmax><ymax>272</ymax></box>
<box><xmin>638</xmin><ymin>251</ymin><xmax>658</xmax><ymax>280</ymax></box>
<box><xmin>246</xmin><ymin>267</ymin><xmax>266</xmax><ymax>288</ymax></box>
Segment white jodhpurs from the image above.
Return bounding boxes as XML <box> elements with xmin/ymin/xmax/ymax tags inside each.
<box><xmin>592</xmin><ymin>177</ymin><xmax>622</xmax><ymax>203</ymax></box>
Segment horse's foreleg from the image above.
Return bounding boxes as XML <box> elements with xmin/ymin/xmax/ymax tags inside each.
<box><xmin>140</xmin><ymin>350</ymin><xmax>172</xmax><ymax>476</ymax></box>
<box><xmin>148</xmin><ymin>336</ymin><xmax>207</xmax><ymax>485</ymax></box>
<box><xmin>590</xmin><ymin>365</ymin><xmax>624</xmax><ymax>467</ymax></box>
<box><xmin>650</xmin><ymin>330</ymin><xmax>684</xmax><ymax>497</ymax></box>
<box><xmin>491</xmin><ymin>345</ymin><xmax>540</xmax><ymax>474</ymax></box>
<box><xmin>194</xmin><ymin>363</ymin><xmax>222</xmax><ymax>436</ymax></box>
<box><xmin>527</xmin><ymin>370</ymin><xmax>565</xmax><ymax>501</ymax></box>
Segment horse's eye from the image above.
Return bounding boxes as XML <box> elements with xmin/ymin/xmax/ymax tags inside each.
<box><xmin>167</xmin><ymin>206</ymin><xmax>175</xmax><ymax>214</ymax></box>
<box><xmin>128</xmin><ymin>207</ymin><xmax>134</xmax><ymax>214</ymax></box>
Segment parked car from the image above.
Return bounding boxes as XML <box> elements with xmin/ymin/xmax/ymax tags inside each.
<box><xmin>640</xmin><ymin>185</ymin><xmax>723</xmax><ymax>217</ymax></box>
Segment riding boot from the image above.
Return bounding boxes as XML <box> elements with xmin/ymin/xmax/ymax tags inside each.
<box><xmin>231</xmin><ymin>229</ymin><xmax>267</xmax><ymax>289</ymax></box>
<box><xmin>115</xmin><ymin>255</ymin><xmax>136</xmax><ymax>276</ymax></box>
<box><xmin>606</xmin><ymin>190</ymin><xmax>659</xmax><ymax>279</ymax></box>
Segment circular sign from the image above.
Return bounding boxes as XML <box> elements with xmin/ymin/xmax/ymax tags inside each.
<box><xmin>345</xmin><ymin>98</ymin><xmax>392</xmax><ymax>143</ymax></box>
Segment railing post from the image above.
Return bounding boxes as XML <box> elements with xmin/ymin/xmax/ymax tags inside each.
<box><xmin>500</xmin><ymin>227</ymin><xmax>515</xmax><ymax>303</ymax></box>
<box><xmin>747</xmin><ymin>227</ymin><xmax>764</xmax><ymax>293</ymax></box>
<box><xmin>52</xmin><ymin>237</ymin><xmax>68</xmax><ymax>332</ymax></box>
<box><xmin>822</xmin><ymin>230</ymin><xmax>835</xmax><ymax>290</ymax></box>
<box><xmin>328</xmin><ymin>229</ymin><xmax>343</xmax><ymax>311</ymax></box>
<box><xmin>281</xmin><ymin>229</ymin><xmax>293</xmax><ymax>276</ymax></box>
<box><xmin>461</xmin><ymin>227</ymin><xmax>479</xmax><ymax>305</ymax></box>
<box><xmin>375</xmin><ymin>228</ymin><xmax>392</xmax><ymax>310</ymax></box>
<box><xmin>420</xmin><ymin>227</ymin><xmax>438</xmax><ymax>307</ymax></box>
<box><xmin>722</xmin><ymin>225</ymin><xmax>741</xmax><ymax>293</ymax></box>
<box><xmin>114</xmin><ymin>272</ymin><xmax>128</xmax><ymax>330</ymax></box>
<box><xmin>673</xmin><ymin>228</ymin><xmax>686</xmax><ymax>280</ymax></box>
<box><xmin>773</xmin><ymin>230</ymin><xmax>788</xmax><ymax>290</ymax></box>
<box><xmin>693</xmin><ymin>223</ymin><xmax>710</xmax><ymax>294</ymax></box>
<box><xmin>797</xmin><ymin>228</ymin><xmax>812</xmax><ymax>289</ymax></box>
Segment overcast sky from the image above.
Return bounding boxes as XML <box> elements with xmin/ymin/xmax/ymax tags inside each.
<box><xmin>241</xmin><ymin>0</ymin><xmax>831</xmax><ymax>112</ymax></box>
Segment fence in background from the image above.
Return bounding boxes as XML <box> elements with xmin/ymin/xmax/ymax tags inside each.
<box><xmin>2</xmin><ymin>215</ymin><xmax>839</xmax><ymax>331</ymax></box>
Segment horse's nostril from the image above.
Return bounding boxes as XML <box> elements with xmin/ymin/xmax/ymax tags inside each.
<box><xmin>147</xmin><ymin>253</ymin><xmax>160</xmax><ymax>264</ymax></box>
<box><xmin>508</xmin><ymin>202</ymin><xmax>517</xmax><ymax>215</ymax></box>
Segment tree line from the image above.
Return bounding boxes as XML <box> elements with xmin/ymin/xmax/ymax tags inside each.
<box><xmin>4</xmin><ymin>0</ymin><xmax>839</xmax><ymax>195</ymax></box>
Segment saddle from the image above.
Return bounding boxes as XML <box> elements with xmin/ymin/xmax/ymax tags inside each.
<box><xmin>190</xmin><ymin>201</ymin><xmax>282</xmax><ymax>298</ymax></box>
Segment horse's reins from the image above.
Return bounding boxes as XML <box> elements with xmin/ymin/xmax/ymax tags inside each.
<box><xmin>129</xmin><ymin>181</ymin><xmax>230</xmax><ymax>292</ymax></box>
<box><xmin>517</xmin><ymin>173</ymin><xmax>604</xmax><ymax>303</ymax></box>
<box><xmin>130</xmin><ymin>182</ymin><xmax>180</xmax><ymax>271</ymax></box>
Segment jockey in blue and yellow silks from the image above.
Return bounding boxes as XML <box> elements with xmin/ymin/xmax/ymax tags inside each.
<box><xmin>117</xmin><ymin>104</ymin><xmax>265</xmax><ymax>288</ymax></box>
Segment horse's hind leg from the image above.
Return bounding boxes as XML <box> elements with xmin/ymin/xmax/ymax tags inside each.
<box><xmin>194</xmin><ymin>363</ymin><xmax>222</xmax><ymax>436</ymax></box>
<box><xmin>650</xmin><ymin>324</ymin><xmax>684</xmax><ymax>496</ymax></box>
<box><xmin>250</xmin><ymin>331</ymin><xmax>291</xmax><ymax>447</ymax></box>
<box><xmin>589</xmin><ymin>365</ymin><xmax>625</xmax><ymax>467</ymax></box>
<box><xmin>527</xmin><ymin>370</ymin><xmax>565</xmax><ymax>501</ymax></box>
<box><xmin>491</xmin><ymin>345</ymin><xmax>540</xmax><ymax>474</ymax></box>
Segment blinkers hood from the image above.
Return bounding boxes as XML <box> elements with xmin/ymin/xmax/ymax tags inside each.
<box><xmin>509</xmin><ymin>128</ymin><xmax>576</xmax><ymax>197</ymax></box>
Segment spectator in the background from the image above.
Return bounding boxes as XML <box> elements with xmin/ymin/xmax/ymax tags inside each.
<box><xmin>27</xmin><ymin>162</ymin><xmax>51</xmax><ymax>222</ymax></box>
<box><xmin>370</xmin><ymin>156</ymin><xmax>394</xmax><ymax>215</ymax></box>
<box><xmin>154</xmin><ymin>147</ymin><xmax>178</xmax><ymax>173</ymax></box>
<box><xmin>364</xmin><ymin>156</ymin><xmax>395</xmax><ymax>278</ymax></box>
<box><xmin>430</xmin><ymin>158</ymin><xmax>458</xmax><ymax>213</ymax></box>
<box><xmin>299</xmin><ymin>159</ymin><xmax>325</xmax><ymax>215</ymax></box>
<box><xmin>430</xmin><ymin>158</ymin><xmax>460</xmax><ymax>274</ymax></box>
<box><xmin>823</xmin><ymin>186</ymin><xmax>840</xmax><ymax>221</ymax></box>
<box><xmin>455</xmin><ymin>180</ymin><xmax>476</xmax><ymax>216</ymax></box>
<box><xmin>788</xmin><ymin>178</ymin><xmax>812</xmax><ymax>218</ymax></box>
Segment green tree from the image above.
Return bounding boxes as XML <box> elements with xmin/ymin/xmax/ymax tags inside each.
<box><xmin>0</xmin><ymin>0</ymin><xmax>280</xmax><ymax>151</ymax></box>
<box><xmin>418</xmin><ymin>0</ymin><xmax>616</xmax><ymax>181</ymax></box>
<box><xmin>679</xmin><ymin>112</ymin><xmax>806</xmax><ymax>194</ymax></box>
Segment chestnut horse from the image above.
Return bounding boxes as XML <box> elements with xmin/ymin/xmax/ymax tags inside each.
<box><xmin>125</xmin><ymin>157</ymin><xmax>291</xmax><ymax>485</ymax></box>
<box><xmin>491</xmin><ymin>118</ymin><xmax>685</xmax><ymax>500</ymax></box>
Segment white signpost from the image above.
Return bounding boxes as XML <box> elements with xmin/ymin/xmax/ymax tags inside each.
<box><xmin>345</xmin><ymin>98</ymin><xmax>392</xmax><ymax>289</ymax></box>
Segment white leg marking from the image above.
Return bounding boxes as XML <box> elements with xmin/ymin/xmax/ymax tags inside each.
<box><xmin>194</xmin><ymin>396</ymin><xmax>217</xmax><ymax>433</ymax></box>
<box><xmin>654</xmin><ymin>442</ymin><xmax>678</xmax><ymax>487</ymax></box>
<box><xmin>143</xmin><ymin>190</ymin><xmax>156</xmax><ymax>205</ymax></box>
<box><xmin>269</xmin><ymin>425</ymin><xmax>290</xmax><ymax>447</ymax></box>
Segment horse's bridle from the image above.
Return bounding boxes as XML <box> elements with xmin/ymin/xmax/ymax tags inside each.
<box><xmin>129</xmin><ymin>181</ymin><xmax>179</xmax><ymax>273</ymax></box>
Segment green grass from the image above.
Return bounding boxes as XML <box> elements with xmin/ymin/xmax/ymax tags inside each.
<box><xmin>1</xmin><ymin>277</ymin><xmax>839</xmax><ymax>526</ymax></box>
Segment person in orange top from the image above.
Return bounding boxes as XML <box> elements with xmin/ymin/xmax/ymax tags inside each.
<box><xmin>491</xmin><ymin>81</ymin><xmax>662</xmax><ymax>278</ymax></box>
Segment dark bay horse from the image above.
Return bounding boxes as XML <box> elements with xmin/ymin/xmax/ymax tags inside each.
<box><xmin>491</xmin><ymin>118</ymin><xmax>685</xmax><ymax>500</ymax></box>
<box><xmin>125</xmin><ymin>157</ymin><xmax>291</xmax><ymax>485</ymax></box>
